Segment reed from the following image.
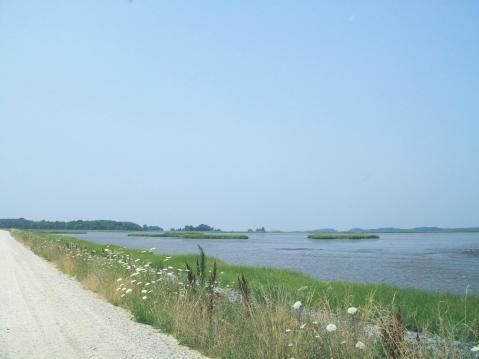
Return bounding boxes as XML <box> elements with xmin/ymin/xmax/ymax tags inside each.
<box><xmin>308</xmin><ymin>233</ymin><xmax>379</xmax><ymax>239</ymax></box>
<box><xmin>128</xmin><ymin>232</ymin><xmax>249</xmax><ymax>239</ymax></box>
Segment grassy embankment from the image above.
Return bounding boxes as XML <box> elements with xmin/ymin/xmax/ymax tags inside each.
<box><xmin>12</xmin><ymin>230</ymin><xmax>478</xmax><ymax>358</ymax></box>
<box><xmin>35</xmin><ymin>229</ymin><xmax>89</xmax><ymax>234</ymax></box>
<box><xmin>128</xmin><ymin>231</ymin><xmax>248</xmax><ymax>239</ymax></box>
<box><xmin>308</xmin><ymin>233</ymin><xmax>380</xmax><ymax>239</ymax></box>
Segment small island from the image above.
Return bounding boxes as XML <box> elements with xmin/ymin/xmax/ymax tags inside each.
<box><xmin>128</xmin><ymin>231</ymin><xmax>249</xmax><ymax>239</ymax></box>
<box><xmin>308</xmin><ymin>233</ymin><xmax>379</xmax><ymax>239</ymax></box>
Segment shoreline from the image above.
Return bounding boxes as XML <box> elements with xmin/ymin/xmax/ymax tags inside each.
<box><xmin>10</xmin><ymin>229</ymin><xmax>479</xmax><ymax>341</ymax></box>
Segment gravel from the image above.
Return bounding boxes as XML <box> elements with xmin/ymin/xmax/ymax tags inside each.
<box><xmin>0</xmin><ymin>230</ymin><xmax>207</xmax><ymax>359</ymax></box>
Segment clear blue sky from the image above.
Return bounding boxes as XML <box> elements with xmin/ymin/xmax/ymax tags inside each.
<box><xmin>1</xmin><ymin>1</ymin><xmax>478</xmax><ymax>230</ymax></box>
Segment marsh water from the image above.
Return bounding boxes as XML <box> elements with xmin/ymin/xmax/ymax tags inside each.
<box><xmin>68</xmin><ymin>232</ymin><xmax>479</xmax><ymax>295</ymax></box>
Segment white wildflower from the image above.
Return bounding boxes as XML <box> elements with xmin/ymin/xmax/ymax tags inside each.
<box><xmin>292</xmin><ymin>301</ymin><xmax>302</xmax><ymax>310</ymax></box>
<box><xmin>471</xmin><ymin>345</ymin><xmax>479</xmax><ymax>352</ymax></box>
<box><xmin>300</xmin><ymin>323</ymin><xmax>306</xmax><ymax>329</ymax></box>
<box><xmin>355</xmin><ymin>341</ymin><xmax>366</xmax><ymax>350</ymax></box>
<box><xmin>142</xmin><ymin>296</ymin><xmax>147</xmax><ymax>300</ymax></box>
<box><xmin>117</xmin><ymin>278</ymin><xmax>122</xmax><ymax>282</ymax></box>
<box><xmin>347</xmin><ymin>307</ymin><xmax>358</xmax><ymax>315</ymax></box>
<box><xmin>125</xmin><ymin>288</ymin><xmax>132</xmax><ymax>294</ymax></box>
<box><xmin>326</xmin><ymin>324</ymin><xmax>337</xmax><ymax>332</ymax></box>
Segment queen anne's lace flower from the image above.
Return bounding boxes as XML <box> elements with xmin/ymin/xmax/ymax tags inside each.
<box><xmin>292</xmin><ymin>301</ymin><xmax>301</xmax><ymax>310</ymax></box>
<box><xmin>347</xmin><ymin>307</ymin><xmax>358</xmax><ymax>315</ymax></box>
<box><xmin>326</xmin><ymin>324</ymin><xmax>337</xmax><ymax>332</ymax></box>
<box><xmin>355</xmin><ymin>341</ymin><xmax>366</xmax><ymax>350</ymax></box>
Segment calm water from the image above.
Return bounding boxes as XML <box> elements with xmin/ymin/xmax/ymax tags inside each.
<box><xmin>68</xmin><ymin>232</ymin><xmax>479</xmax><ymax>295</ymax></box>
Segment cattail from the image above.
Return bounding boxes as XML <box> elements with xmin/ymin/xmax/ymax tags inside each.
<box><xmin>196</xmin><ymin>257</ymin><xmax>200</xmax><ymax>282</ymax></box>
<box><xmin>207</xmin><ymin>261</ymin><xmax>217</xmax><ymax>316</ymax></box>
<box><xmin>238</xmin><ymin>274</ymin><xmax>250</xmax><ymax>314</ymax></box>
<box><xmin>197</xmin><ymin>245</ymin><xmax>206</xmax><ymax>285</ymax></box>
<box><xmin>209</xmin><ymin>261</ymin><xmax>217</xmax><ymax>288</ymax></box>
<box><xmin>185</xmin><ymin>262</ymin><xmax>196</xmax><ymax>288</ymax></box>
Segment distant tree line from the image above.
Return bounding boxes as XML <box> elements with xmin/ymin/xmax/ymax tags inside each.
<box><xmin>169</xmin><ymin>224</ymin><xmax>219</xmax><ymax>232</ymax></box>
<box><xmin>142</xmin><ymin>224</ymin><xmax>163</xmax><ymax>231</ymax></box>
<box><xmin>247</xmin><ymin>227</ymin><xmax>266</xmax><ymax>232</ymax></box>
<box><xmin>0</xmin><ymin>218</ymin><xmax>163</xmax><ymax>231</ymax></box>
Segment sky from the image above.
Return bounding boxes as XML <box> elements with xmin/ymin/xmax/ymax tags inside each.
<box><xmin>0</xmin><ymin>1</ymin><xmax>478</xmax><ymax>231</ymax></box>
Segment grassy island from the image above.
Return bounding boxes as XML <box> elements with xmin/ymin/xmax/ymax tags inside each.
<box><xmin>308</xmin><ymin>233</ymin><xmax>379</xmax><ymax>239</ymax></box>
<box><xmin>128</xmin><ymin>231</ymin><xmax>249</xmax><ymax>239</ymax></box>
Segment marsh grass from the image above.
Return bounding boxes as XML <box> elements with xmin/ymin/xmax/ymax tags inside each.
<box><xmin>128</xmin><ymin>231</ymin><xmax>249</xmax><ymax>239</ymax></box>
<box><xmin>308</xmin><ymin>233</ymin><xmax>380</xmax><ymax>239</ymax></box>
<box><xmin>12</xmin><ymin>230</ymin><xmax>478</xmax><ymax>358</ymax></box>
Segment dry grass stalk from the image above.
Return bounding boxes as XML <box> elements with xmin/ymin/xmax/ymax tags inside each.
<box><xmin>185</xmin><ymin>262</ymin><xmax>196</xmax><ymax>288</ymax></box>
<box><xmin>238</xmin><ymin>274</ymin><xmax>250</xmax><ymax>314</ymax></box>
<box><xmin>382</xmin><ymin>306</ymin><xmax>405</xmax><ymax>358</ymax></box>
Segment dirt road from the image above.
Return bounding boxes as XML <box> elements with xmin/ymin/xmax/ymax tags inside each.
<box><xmin>0</xmin><ymin>230</ymin><xmax>206</xmax><ymax>359</ymax></box>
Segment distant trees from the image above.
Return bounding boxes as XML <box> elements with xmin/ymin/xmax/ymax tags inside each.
<box><xmin>246</xmin><ymin>227</ymin><xmax>265</xmax><ymax>232</ymax></box>
<box><xmin>142</xmin><ymin>224</ymin><xmax>163</xmax><ymax>231</ymax></box>
<box><xmin>0</xmin><ymin>218</ymin><xmax>157</xmax><ymax>231</ymax></box>
<box><xmin>171</xmin><ymin>224</ymin><xmax>220</xmax><ymax>232</ymax></box>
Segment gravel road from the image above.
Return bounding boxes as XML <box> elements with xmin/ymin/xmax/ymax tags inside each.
<box><xmin>0</xmin><ymin>230</ymin><xmax>206</xmax><ymax>359</ymax></box>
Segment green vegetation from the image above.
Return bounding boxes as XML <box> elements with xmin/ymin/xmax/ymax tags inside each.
<box><xmin>308</xmin><ymin>233</ymin><xmax>380</xmax><ymax>239</ymax></box>
<box><xmin>11</xmin><ymin>230</ymin><xmax>478</xmax><ymax>358</ymax></box>
<box><xmin>36</xmin><ymin>230</ymin><xmax>88</xmax><ymax>234</ymax></box>
<box><xmin>170</xmin><ymin>224</ymin><xmax>219</xmax><ymax>232</ymax></box>
<box><xmin>316</xmin><ymin>227</ymin><xmax>479</xmax><ymax>233</ymax></box>
<box><xmin>248</xmin><ymin>226</ymin><xmax>266</xmax><ymax>232</ymax></box>
<box><xmin>129</xmin><ymin>231</ymin><xmax>249</xmax><ymax>239</ymax></box>
<box><xmin>0</xmin><ymin>218</ymin><xmax>149</xmax><ymax>231</ymax></box>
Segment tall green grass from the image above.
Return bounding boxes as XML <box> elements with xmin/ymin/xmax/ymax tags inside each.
<box><xmin>11</xmin><ymin>230</ymin><xmax>478</xmax><ymax>358</ymax></box>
